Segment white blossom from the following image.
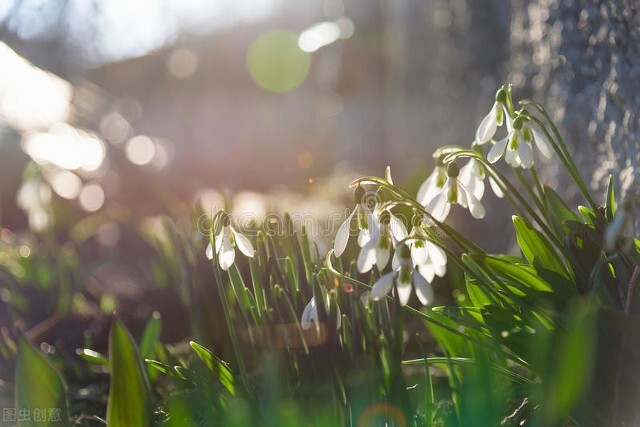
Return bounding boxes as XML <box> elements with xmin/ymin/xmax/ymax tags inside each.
<box><xmin>371</xmin><ymin>245</ymin><xmax>434</xmax><ymax>306</ymax></box>
<box><xmin>301</xmin><ymin>287</ymin><xmax>341</xmax><ymax>331</ymax></box>
<box><xmin>206</xmin><ymin>213</ymin><xmax>255</xmax><ymax>270</ymax></box>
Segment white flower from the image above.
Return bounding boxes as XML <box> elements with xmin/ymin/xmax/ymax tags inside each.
<box><xmin>410</xmin><ymin>238</ymin><xmax>447</xmax><ymax>283</ymax></box>
<box><xmin>417</xmin><ymin>162</ymin><xmax>447</xmax><ymax>206</ymax></box>
<box><xmin>357</xmin><ymin>209</ymin><xmax>407</xmax><ymax>273</ymax></box>
<box><xmin>425</xmin><ymin>163</ymin><xmax>485</xmax><ymax>223</ymax></box>
<box><xmin>206</xmin><ymin>213</ymin><xmax>255</xmax><ymax>271</ymax></box>
<box><xmin>334</xmin><ymin>186</ymin><xmax>376</xmax><ymax>257</ymax></box>
<box><xmin>371</xmin><ymin>245</ymin><xmax>434</xmax><ymax>306</ymax></box>
<box><xmin>476</xmin><ymin>99</ymin><xmax>508</xmax><ymax>145</ymax></box>
<box><xmin>488</xmin><ymin>116</ymin><xmax>552</xmax><ymax>168</ymax></box>
<box><xmin>459</xmin><ymin>157</ymin><xmax>504</xmax><ymax>199</ymax></box>
<box><xmin>301</xmin><ymin>287</ymin><xmax>341</xmax><ymax>331</ymax></box>
<box><xmin>458</xmin><ymin>158</ymin><xmax>485</xmax><ymax>200</ymax></box>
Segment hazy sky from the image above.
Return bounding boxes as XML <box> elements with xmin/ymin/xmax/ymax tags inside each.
<box><xmin>0</xmin><ymin>0</ymin><xmax>281</xmax><ymax>66</ymax></box>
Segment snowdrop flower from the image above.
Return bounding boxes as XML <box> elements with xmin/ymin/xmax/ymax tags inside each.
<box><xmin>475</xmin><ymin>88</ymin><xmax>509</xmax><ymax>145</ymax></box>
<box><xmin>488</xmin><ymin>116</ymin><xmax>552</xmax><ymax>168</ymax></box>
<box><xmin>301</xmin><ymin>287</ymin><xmax>341</xmax><ymax>331</ymax></box>
<box><xmin>604</xmin><ymin>204</ymin><xmax>635</xmax><ymax>251</ymax></box>
<box><xmin>409</xmin><ymin>235</ymin><xmax>448</xmax><ymax>282</ymax></box>
<box><xmin>206</xmin><ymin>211</ymin><xmax>255</xmax><ymax>270</ymax></box>
<box><xmin>417</xmin><ymin>157</ymin><xmax>447</xmax><ymax>206</ymax></box>
<box><xmin>371</xmin><ymin>244</ymin><xmax>434</xmax><ymax>306</ymax></box>
<box><xmin>425</xmin><ymin>162</ymin><xmax>485</xmax><ymax>223</ymax></box>
<box><xmin>459</xmin><ymin>156</ymin><xmax>504</xmax><ymax>199</ymax></box>
<box><xmin>357</xmin><ymin>209</ymin><xmax>407</xmax><ymax>273</ymax></box>
<box><xmin>334</xmin><ymin>186</ymin><xmax>376</xmax><ymax>257</ymax></box>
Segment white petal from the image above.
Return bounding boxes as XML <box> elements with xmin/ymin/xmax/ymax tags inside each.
<box><xmin>411</xmin><ymin>243</ymin><xmax>429</xmax><ymax>266</ymax></box>
<box><xmin>205</xmin><ymin>242</ymin><xmax>214</xmax><ymax>260</ymax></box>
<box><xmin>334</xmin><ymin>210</ymin><xmax>355</xmax><ymax>257</ymax></box>
<box><xmin>487</xmin><ymin>135</ymin><xmax>508</xmax><ymax>163</ymax></box>
<box><xmin>505</xmin><ymin>112</ymin><xmax>514</xmax><ymax>133</ymax></box>
<box><xmin>371</xmin><ymin>271</ymin><xmax>397</xmax><ymax>301</ymax></box>
<box><xmin>505</xmin><ymin>145</ymin><xmax>520</xmax><ymax>167</ymax></box>
<box><xmin>475</xmin><ymin>102</ymin><xmax>498</xmax><ymax>144</ymax></box>
<box><xmin>418</xmin><ymin>264</ymin><xmax>435</xmax><ymax>282</ymax></box>
<box><xmin>456</xmin><ymin>181</ymin><xmax>468</xmax><ymax>208</ymax></box>
<box><xmin>459</xmin><ymin>160</ymin><xmax>485</xmax><ymax>200</ymax></box>
<box><xmin>425</xmin><ymin>241</ymin><xmax>447</xmax><ymax>266</ymax></box>
<box><xmin>375</xmin><ymin>245</ymin><xmax>391</xmax><ymax>270</ymax></box>
<box><xmin>300</xmin><ymin>298</ymin><xmax>317</xmax><ymax>330</ymax></box>
<box><xmin>335</xmin><ymin>306</ymin><xmax>342</xmax><ymax>331</ymax></box>
<box><xmin>214</xmin><ymin>229</ymin><xmax>225</xmax><ymax>254</ymax></box>
<box><xmin>425</xmin><ymin>180</ymin><xmax>452</xmax><ymax>223</ymax></box>
<box><xmin>459</xmin><ymin>182</ymin><xmax>485</xmax><ymax>219</ymax></box>
<box><xmin>417</xmin><ymin>170</ymin><xmax>437</xmax><ymax>206</ymax></box>
<box><xmin>518</xmin><ymin>142</ymin><xmax>534</xmax><ymax>169</ymax></box>
<box><xmin>389</xmin><ymin>212</ymin><xmax>408</xmax><ymax>241</ymax></box>
<box><xmin>392</xmin><ymin>250</ymin><xmax>401</xmax><ymax>270</ymax></box>
<box><xmin>433</xmin><ymin>262</ymin><xmax>447</xmax><ymax>277</ymax></box>
<box><xmin>357</xmin><ymin>238</ymin><xmax>378</xmax><ymax>273</ymax></box>
<box><xmin>396</xmin><ymin>276</ymin><xmax>412</xmax><ymax>306</ymax></box>
<box><xmin>413</xmin><ymin>271</ymin><xmax>434</xmax><ymax>305</ymax></box>
<box><xmin>218</xmin><ymin>234</ymin><xmax>235</xmax><ymax>270</ymax></box>
<box><xmin>532</xmin><ymin>128</ymin><xmax>553</xmax><ymax>159</ymax></box>
<box><xmin>232</xmin><ymin>228</ymin><xmax>255</xmax><ymax>257</ymax></box>
<box><xmin>488</xmin><ymin>175</ymin><xmax>505</xmax><ymax>198</ymax></box>
<box><xmin>357</xmin><ymin>228</ymin><xmax>372</xmax><ymax>247</ymax></box>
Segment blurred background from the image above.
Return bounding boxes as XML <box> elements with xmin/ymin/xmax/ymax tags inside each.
<box><xmin>0</xmin><ymin>0</ymin><xmax>511</xmax><ymax>233</ymax></box>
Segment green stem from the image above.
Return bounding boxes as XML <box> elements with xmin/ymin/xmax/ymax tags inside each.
<box><xmin>521</xmin><ymin>100</ymin><xmax>600</xmax><ymax>214</ymax></box>
<box><xmin>324</xmin><ymin>251</ymin><xmax>529</xmax><ymax>368</ymax></box>
<box><xmin>211</xmin><ymin>248</ymin><xmax>251</xmax><ymax>394</ymax></box>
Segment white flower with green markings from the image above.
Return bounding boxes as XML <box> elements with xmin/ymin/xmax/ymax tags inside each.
<box><xmin>371</xmin><ymin>244</ymin><xmax>434</xmax><ymax>306</ymax></box>
<box><xmin>425</xmin><ymin>162</ymin><xmax>485</xmax><ymax>223</ymax></box>
<box><xmin>475</xmin><ymin>88</ymin><xmax>509</xmax><ymax>145</ymax></box>
<box><xmin>206</xmin><ymin>211</ymin><xmax>255</xmax><ymax>270</ymax></box>
<box><xmin>357</xmin><ymin>208</ymin><xmax>407</xmax><ymax>273</ymax></box>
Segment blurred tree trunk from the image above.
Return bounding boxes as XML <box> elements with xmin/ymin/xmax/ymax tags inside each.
<box><xmin>510</xmin><ymin>0</ymin><xmax>640</xmax><ymax>200</ymax></box>
<box><xmin>511</xmin><ymin>2</ymin><xmax>640</xmax><ymax>426</ymax></box>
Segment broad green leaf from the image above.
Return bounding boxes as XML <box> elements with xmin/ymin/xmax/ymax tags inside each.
<box><xmin>15</xmin><ymin>336</ymin><xmax>68</xmax><ymax>427</ymax></box>
<box><xmin>139</xmin><ymin>311</ymin><xmax>161</xmax><ymax>360</ymax></box>
<box><xmin>512</xmin><ymin>216</ymin><xmax>573</xmax><ymax>289</ymax></box>
<box><xmin>106</xmin><ymin>317</ymin><xmax>153</xmax><ymax>427</ymax></box>
<box><xmin>544</xmin><ymin>185</ymin><xmax>579</xmax><ymax>236</ymax></box>
<box><xmin>189</xmin><ymin>341</ymin><xmax>235</xmax><ymax>395</ymax></box>
<box><xmin>471</xmin><ymin>254</ymin><xmax>555</xmax><ymax>295</ymax></box>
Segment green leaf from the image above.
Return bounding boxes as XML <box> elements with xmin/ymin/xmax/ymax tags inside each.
<box><xmin>15</xmin><ymin>336</ymin><xmax>69</xmax><ymax>427</ymax></box>
<box><xmin>605</xmin><ymin>174</ymin><xmax>616</xmax><ymax>221</ymax></box>
<box><xmin>139</xmin><ymin>311</ymin><xmax>162</xmax><ymax>360</ymax></box>
<box><xmin>543</xmin><ymin>298</ymin><xmax>597</xmax><ymax>424</ymax></box>
<box><xmin>544</xmin><ymin>185</ymin><xmax>579</xmax><ymax>236</ymax></box>
<box><xmin>471</xmin><ymin>254</ymin><xmax>555</xmax><ymax>295</ymax></box>
<box><xmin>76</xmin><ymin>348</ymin><xmax>109</xmax><ymax>367</ymax></box>
<box><xmin>512</xmin><ymin>216</ymin><xmax>574</xmax><ymax>289</ymax></box>
<box><xmin>189</xmin><ymin>341</ymin><xmax>235</xmax><ymax>395</ymax></box>
<box><xmin>106</xmin><ymin>317</ymin><xmax>153</xmax><ymax>427</ymax></box>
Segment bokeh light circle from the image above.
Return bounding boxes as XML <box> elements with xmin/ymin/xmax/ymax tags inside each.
<box><xmin>246</xmin><ymin>30</ymin><xmax>311</xmax><ymax>93</ymax></box>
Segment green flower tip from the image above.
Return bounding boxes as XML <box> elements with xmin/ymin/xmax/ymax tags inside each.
<box><xmin>446</xmin><ymin>162</ymin><xmax>460</xmax><ymax>178</ymax></box>
<box><xmin>496</xmin><ymin>88</ymin><xmax>507</xmax><ymax>103</ymax></box>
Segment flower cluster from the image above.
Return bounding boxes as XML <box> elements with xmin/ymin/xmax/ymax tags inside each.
<box><xmin>330</xmin><ymin>85</ymin><xmax>558</xmax><ymax>313</ymax></box>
